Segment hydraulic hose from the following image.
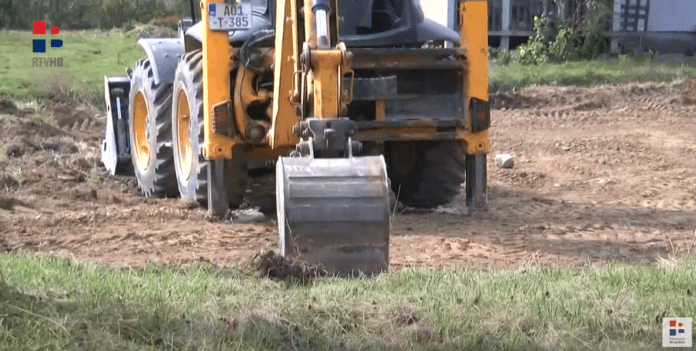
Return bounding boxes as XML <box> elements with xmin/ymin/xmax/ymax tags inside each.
<box><xmin>239</xmin><ymin>29</ymin><xmax>276</xmax><ymax>72</ymax></box>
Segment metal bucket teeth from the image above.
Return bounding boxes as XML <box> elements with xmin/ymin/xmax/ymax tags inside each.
<box><xmin>276</xmin><ymin>155</ymin><xmax>391</xmax><ymax>275</ymax></box>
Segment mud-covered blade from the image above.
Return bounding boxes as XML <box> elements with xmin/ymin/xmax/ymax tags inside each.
<box><xmin>101</xmin><ymin>113</ymin><xmax>118</xmax><ymax>176</ymax></box>
<box><xmin>276</xmin><ymin>155</ymin><xmax>391</xmax><ymax>275</ymax></box>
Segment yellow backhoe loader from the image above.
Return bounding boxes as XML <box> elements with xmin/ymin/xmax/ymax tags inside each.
<box><xmin>101</xmin><ymin>0</ymin><xmax>490</xmax><ymax>274</ymax></box>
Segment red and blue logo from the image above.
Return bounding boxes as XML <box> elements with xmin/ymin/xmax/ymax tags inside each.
<box><xmin>32</xmin><ymin>21</ymin><xmax>62</xmax><ymax>53</ymax></box>
<box><xmin>669</xmin><ymin>320</ymin><xmax>686</xmax><ymax>336</ymax></box>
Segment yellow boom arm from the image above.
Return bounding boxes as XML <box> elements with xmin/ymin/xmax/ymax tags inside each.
<box><xmin>200</xmin><ymin>0</ymin><xmax>235</xmax><ymax>159</ymax></box>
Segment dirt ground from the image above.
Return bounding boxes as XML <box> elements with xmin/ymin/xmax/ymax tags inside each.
<box><xmin>2</xmin><ymin>81</ymin><xmax>696</xmax><ymax>270</ymax></box>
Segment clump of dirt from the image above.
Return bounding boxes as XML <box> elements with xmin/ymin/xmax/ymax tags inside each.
<box><xmin>4</xmin><ymin>138</ymin><xmax>79</xmax><ymax>159</ymax></box>
<box><xmin>0</xmin><ymin>100</ymin><xmax>26</xmax><ymax>117</ymax></box>
<box><xmin>252</xmin><ymin>251</ymin><xmax>328</xmax><ymax>283</ymax></box>
<box><xmin>6</xmin><ymin>120</ymin><xmax>65</xmax><ymax>139</ymax></box>
<box><xmin>490</xmin><ymin>84</ymin><xmax>675</xmax><ymax>111</ymax></box>
<box><xmin>242</xmin><ymin>309</ymin><xmax>289</xmax><ymax>328</ymax></box>
<box><xmin>0</xmin><ymin>97</ymin><xmax>117</xmax><ymax>213</ymax></box>
<box><xmin>390</xmin><ymin>305</ymin><xmax>420</xmax><ymax>326</ymax></box>
<box><xmin>0</xmin><ymin>100</ymin><xmax>101</xmax><ymax>164</ymax></box>
<box><xmin>489</xmin><ymin>90</ymin><xmax>546</xmax><ymax>109</ymax></box>
<box><xmin>44</xmin><ymin>101</ymin><xmax>102</xmax><ymax>133</ymax></box>
<box><xmin>680</xmin><ymin>77</ymin><xmax>696</xmax><ymax>104</ymax></box>
<box><xmin>495</xmin><ymin>169</ymin><xmax>547</xmax><ymax>188</ymax></box>
<box><xmin>416</xmin><ymin>324</ymin><xmax>443</xmax><ymax>344</ymax></box>
<box><xmin>0</xmin><ymin>196</ymin><xmax>33</xmax><ymax>211</ymax></box>
<box><xmin>5</xmin><ymin>144</ymin><xmax>26</xmax><ymax>159</ymax></box>
<box><xmin>0</xmin><ymin>175</ymin><xmax>19</xmax><ymax>191</ymax></box>
<box><xmin>570</xmin><ymin>97</ymin><xmax>610</xmax><ymax>111</ymax></box>
<box><xmin>37</xmin><ymin>140</ymin><xmax>80</xmax><ymax>154</ymax></box>
<box><xmin>218</xmin><ymin>317</ymin><xmax>239</xmax><ymax>333</ymax></box>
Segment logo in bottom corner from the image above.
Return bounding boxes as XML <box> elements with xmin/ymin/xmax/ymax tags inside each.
<box><xmin>663</xmin><ymin>318</ymin><xmax>692</xmax><ymax>347</ymax></box>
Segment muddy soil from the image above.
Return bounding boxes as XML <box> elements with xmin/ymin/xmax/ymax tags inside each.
<box><xmin>1</xmin><ymin>82</ymin><xmax>696</xmax><ymax>269</ymax></box>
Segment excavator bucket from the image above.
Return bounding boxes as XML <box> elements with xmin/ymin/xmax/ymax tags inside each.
<box><xmin>276</xmin><ymin>155</ymin><xmax>391</xmax><ymax>275</ymax></box>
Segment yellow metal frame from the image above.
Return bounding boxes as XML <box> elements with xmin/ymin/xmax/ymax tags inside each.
<box><xmin>197</xmin><ymin>0</ymin><xmax>489</xmax><ymax>154</ymax></box>
<box><xmin>310</xmin><ymin>50</ymin><xmax>343</xmax><ymax>118</ymax></box>
<box><xmin>200</xmin><ymin>0</ymin><xmax>235</xmax><ymax>159</ymax></box>
<box><xmin>269</xmin><ymin>0</ymin><xmax>301</xmax><ymax>148</ymax></box>
<box><xmin>234</xmin><ymin>66</ymin><xmax>273</xmax><ymax>138</ymax></box>
<box><xmin>303</xmin><ymin>0</ymin><xmax>317</xmax><ymax>50</ymax></box>
<box><xmin>460</xmin><ymin>0</ymin><xmax>490</xmax><ymax>153</ymax></box>
<box><xmin>460</xmin><ymin>0</ymin><xmax>488</xmax><ymax>103</ymax></box>
<box><xmin>462</xmin><ymin>129</ymin><xmax>489</xmax><ymax>154</ymax></box>
<box><xmin>300</xmin><ymin>1</ymin><xmax>352</xmax><ymax>120</ymax></box>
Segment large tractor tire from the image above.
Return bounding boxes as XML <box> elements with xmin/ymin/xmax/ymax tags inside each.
<box><xmin>128</xmin><ymin>58</ymin><xmax>179</xmax><ymax>197</ymax></box>
<box><xmin>172</xmin><ymin>50</ymin><xmax>208</xmax><ymax>204</ymax></box>
<box><xmin>385</xmin><ymin>140</ymin><xmax>466</xmax><ymax>208</ymax></box>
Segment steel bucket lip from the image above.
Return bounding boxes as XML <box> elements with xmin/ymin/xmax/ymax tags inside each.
<box><xmin>276</xmin><ymin>155</ymin><xmax>391</xmax><ymax>275</ymax></box>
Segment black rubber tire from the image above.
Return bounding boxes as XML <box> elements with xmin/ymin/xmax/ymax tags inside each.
<box><xmin>172</xmin><ymin>50</ymin><xmax>208</xmax><ymax>204</ymax></box>
<box><xmin>128</xmin><ymin>58</ymin><xmax>179</xmax><ymax>197</ymax></box>
<box><xmin>385</xmin><ymin>140</ymin><xmax>466</xmax><ymax>208</ymax></box>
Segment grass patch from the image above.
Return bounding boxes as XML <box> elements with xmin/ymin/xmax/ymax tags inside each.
<box><xmin>26</xmin><ymin>112</ymin><xmax>53</xmax><ymax>126</ymax></box>
<box><xmin>13</xmin><ymin>100</ymin><xmax>54</xmax><ymax>125</ymax></box>
<box><xmin>5</xmin><ymin>169</ymin><xmax>26</xmax><ymax>182</ymax></box>
<box><xmin>0</xmin><ymin>30</ymin><xmax>143</xmax><ymax>107</ymax></box>
<box><xmin>0</xmin><ymin>113</ymin><xmax>14</xmax><ymax>125</ymax></box>
<box><xmin>1</xmin><ymin>252</ymin><xmax>694</xmax><ymax>350</ymax></box>
<box><xmin>490</xmin><ymin>57</ymin><xmax>696</xmax><ymax>90</ymax></box>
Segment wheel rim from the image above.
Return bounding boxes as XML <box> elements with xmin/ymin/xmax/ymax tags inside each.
<box><xmin>132</xmin><ymin>90</ymin><xmax>151</xmax><ymax>170</ymax></box>
<box><xmin>175</xmin><ymin>87</ymin><xmax>193</xmax><ymax>180</ymax></box>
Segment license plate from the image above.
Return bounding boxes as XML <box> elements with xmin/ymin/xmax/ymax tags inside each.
<box><xmin>208</xmin><ymin>3</ymin><xmax>252</xmax><ymax>31</ymax></box>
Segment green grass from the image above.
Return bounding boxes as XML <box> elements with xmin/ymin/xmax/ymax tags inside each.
<box><xmin>3</xmin><ymin>29</ymin><xmax>696</xmax><ymax>107</ymax></box>
<box><xmin>5</xmin><ymin>169</ymin><xmax>26</xmax><ymax>182</ymax></box>
<box><xmin>1</xmin><ymin>252</ymin><xmax>695</xmax><ymax>350</ymax></box>
<box><xmin>489</xmin><ymin>57</ymin><xmax>696</xmax><ymax>90</ymax></box>
<box><xmin>0</xmin><ymin>30</ymin><xmax>144</xmax><ymax>106</ymax></box>
<box><xmin>0</xmin><ymin>113</ymin><xmax>14</xmax><ymax>125</ymax></box>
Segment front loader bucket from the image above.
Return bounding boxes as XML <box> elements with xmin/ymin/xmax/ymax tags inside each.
<box><xmin>276</xmin><ymin>155</ymin><xmax>391</xmax><ymax>275</ymax></box>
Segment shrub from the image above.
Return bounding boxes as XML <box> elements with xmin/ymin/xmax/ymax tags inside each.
<box><xmin>510</xmin><ymin>16</ymin><xmax>550</xmax><ymax>65</ymax></box>
<box><xmin>549</xmin><ymin>25</ymin><xmax>578</xmax><ymax>61</ymax></box>
<box><xmin>489</xmin><ymin>47</ymin><xmax>501</xmax><ymax>60</ymax></box>
<box><xmin>498</xmin><ymin>50</ymin><xmax>512</xmax><ymax>66</ymax></box>
<box><xmin>509</xmin><ymin>0</ymin><xmax>612</xmax><ymax>65</ymax></box>
<box><xmin>512</xmin><ymin>41</ymin><xmax>549</xmax><ymax>65</ymax></box>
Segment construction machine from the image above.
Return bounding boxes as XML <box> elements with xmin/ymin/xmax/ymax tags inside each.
<box><xmin>101</xmin><ymin>0</ymin><xmax>490</xmax><ymax>274</ymax></box>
